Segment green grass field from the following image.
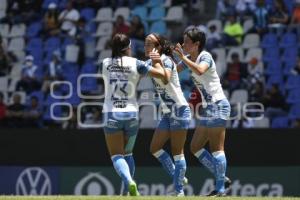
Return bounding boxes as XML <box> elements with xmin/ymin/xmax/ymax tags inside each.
<box><xmin>0</xmin><ymin>196</ymin><xmax>299</xmax><ymax>200</ymax></box>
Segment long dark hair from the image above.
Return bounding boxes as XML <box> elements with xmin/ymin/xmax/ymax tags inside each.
<box><xmin>111</xmin><ymin>33</ymin><xmax>130</xmax><ymax>70</ymax></box>
<box><xmin>184</xmin><ymin>28</ymin><xmax>206</xmax><ymax>53</ymax></box>
<box><xmin>149</xmin><ymin>33</ymin><xmax>174</xmax><ymax>59</ymax></box>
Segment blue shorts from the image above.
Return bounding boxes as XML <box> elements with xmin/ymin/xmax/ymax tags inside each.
<box><xmin>157</xmin><ymin>106</ymin><xmax>191</xmax><ymax>131</ymax></box>
<box><xmin>103</xmin><ymin>112</ymin><xmax>139</xmax><ymax>136</ymax></box>
<box><xmin>196</xmin><ymin>99</ymin><xmax>231</xmax><ymax>128</ymax></box>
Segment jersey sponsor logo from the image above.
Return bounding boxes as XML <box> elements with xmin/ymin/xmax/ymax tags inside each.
<box><xmin>74</xmin><ymin>173</ymin><xmax>114</xmax><ymax>195</ymax></box>
<box><xmin>16</xmin><ymin>167</ymin><xmax>52</xmax><ymax>195</ymax></box>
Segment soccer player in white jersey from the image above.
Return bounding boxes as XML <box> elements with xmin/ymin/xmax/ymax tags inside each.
<box><xmin>174</xmin><ymin>28</ymin><xmax>231</xmax><ymax>196</ymax></box>
<box><xmin>101</xmin><ymin>33</ymin><xmax>169</xmax><ymax>196</ymax></box>
<box><xmin>145</xmin><ymin>33</ymin><xmax>191</xmax><ymax>196</ymax></box>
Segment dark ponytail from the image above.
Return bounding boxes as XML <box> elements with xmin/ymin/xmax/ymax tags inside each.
<box><xmin>184</xmin><ymin>28</ymin><xmax>206</xmax><ymax>53</ymax></box>
<box><xmin>111</xmin><ymin>33</ymin><xmax>130</xmax><ymax>58</ymax></box>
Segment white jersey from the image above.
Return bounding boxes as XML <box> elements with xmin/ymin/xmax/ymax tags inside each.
<box><xmin>102</xmin><ymin>56</ymin><xmax>151</xmax><ymax>113</ymax></box>
<box><xmin>182</xmin><ymin>50</ymin><xmax>226</xmax><ymax>107</ymax></box>
<box><xmin>149</xmin><ymin>54</ymin><xmax>189</xmax><ymax>113</ymax></box>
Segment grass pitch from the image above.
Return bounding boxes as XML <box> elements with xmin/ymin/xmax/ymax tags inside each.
<box><xmin>0</xmin><ymin>196</ymin><xmax>299</xmax><ymax>200</ymax></box>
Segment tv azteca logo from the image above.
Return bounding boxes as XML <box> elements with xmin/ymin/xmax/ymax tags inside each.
<box><xmin>74</xmin><ymin>172</ymin><xmax>114</xmax><ymax>195</ymax></box>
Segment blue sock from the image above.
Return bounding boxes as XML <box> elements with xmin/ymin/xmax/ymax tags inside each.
<box><xmin>173</xmin><ymin>154</ymin><xmax>186</xmax><ymax>194</ymax></box>
<box><xmin>111</xmin><ymin>155</ymin><xmax>133</xmax><ymax>185</ymax></box>
<box><xmin>194</xmin><ymin>148</ymin><xmax>216</xmax><ymax>175</ymax></box>
<box><xmin>123</xmin><ymin>154</ymin><xmax>135</xmax><ymax>194</ymax></box>
<box><xmin>153</xmin><ymin>149</ymin><xmax>175</xmax><ymax>179</ymax></box>
<box><xmin>212</xmin><ymin>151</ymin><xmax>227</xmax><ymax>193</ymax></box>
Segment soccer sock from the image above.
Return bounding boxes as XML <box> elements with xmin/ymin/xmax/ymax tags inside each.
<box><xmin>123</xmin><ymin>153</ymin><xmax>135</xmax><ymax>194</ymax></box>
<box><xmin>111</xmin><ymin>155</ymin><xmax>133</xmax><ymax>185</ymax></box>
<box><xmin>153</xmin><ymin>149</ymin><xmax>175</xmax><ymax>179</ymax></box>
<box><xmin>212</xmin><ymin>151</ymin><xmax>227</xmax><ymax>193</ymax></box>
<box><xmin>194</xmin><ymin>148</ymin><xmax>216</xmax><ymax>175</ymax></box>
<box><xmin>173</xmin><ymin>154</ymin><xmax>186</xmax><ymax>194</ymax></box>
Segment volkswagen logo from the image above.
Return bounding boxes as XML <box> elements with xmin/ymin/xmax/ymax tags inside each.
<box><xmin>16</xmin><ymin>167</ymin><xmax>52</xmax><ymax>195</ymax></box>
<box><xmin>74</xmin><ymin>173</ymin><xmax>114</xmax><ymax>195</ymax></box>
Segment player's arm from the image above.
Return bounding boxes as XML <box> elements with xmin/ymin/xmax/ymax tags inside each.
<box><xmin>174</xmin><ymin>43</ymin><xmax>209</xmax><ymax>75</ymax></box>
<box><xmin>137</xmin><ymin>59</ymin><xmax>169</xmax><ymax>84</ymax></box>
<box><xmin>148</xmin><ymin>50</ymin><xmax>171</xmax><ymax>84</ymax></box>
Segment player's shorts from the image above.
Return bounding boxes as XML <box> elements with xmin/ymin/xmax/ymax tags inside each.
<box><xmin>157</xmin><ymin>105</ymin><xmax>191</xmax><ymax>131</ymax></box>
<box><xmin>196</xmin><ymin>99</ymin><xmax>231</xmax><ymax>128</ymax></box>
<box><xmin>103</xmin><ymin>112</ymin><xmax>139</xmax><ymax>136</ymax></box>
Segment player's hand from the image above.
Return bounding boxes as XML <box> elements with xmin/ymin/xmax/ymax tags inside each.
<box><xmin>149</xmin><ymin>48</ymin><xmax>161</xmax><ymax>63</ymax></box>
<box><xmin>173</xmin><ymin>43</ymin><xmax>184</xmax><ymax>59</ymax></box>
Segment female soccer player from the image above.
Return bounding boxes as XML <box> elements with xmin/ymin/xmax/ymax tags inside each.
<box><xmin>102</xmin><ymin>33</ymin><xmax>168</xmax><ymax>196</ymax></box>
<box><xmin>174</xmin><ymin>28</ymin><xmax>231</xmax><ymax>196</ymax></box>
<box><xmin>145</xmin><ymin>33</ymin><xmax>191</xmax><ymax>196</ymax></box>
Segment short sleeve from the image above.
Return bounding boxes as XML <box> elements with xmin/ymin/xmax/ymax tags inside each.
<box><xmin>162</xmin><ymin>57</ymin><xmax>174</xmax><ymax>70</ymax></box>
<box><xmin>199</xmin><ymin>54</ymin><xmax>212</xmax><ymax>68</ymax></box>
<box><xmin>179</xmin><ymin>60</ymin><xmax>188</xmax><ymax>70</ymax></box>
<box><xmin>136</xmin><ymin>60</ymin><xmax>151</xmax><ymax>75</ymax></box>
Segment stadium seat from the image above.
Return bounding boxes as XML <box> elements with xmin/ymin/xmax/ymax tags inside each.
<box><xmin>285</xmin><ymin>75</ymin><xmax>300</xmax><ymax>90</ymax></box>
<box><xmin>29</xmin><ymin>48</ymin><xmax>44</xmax><ymax>62</ymax></box>
<box><xmin>26</xmin><ymin>21</ymin><xmax>42</xmax><ymax>38</ymax></box>
<box><xmin>242</xmin><ymin>34</ymin><xmax>260</xmax><ymax>48</ymax></box>
<box><xmin>266</xmin><ymin>75</ymin><xmax>283</xmax><ymax>89</ymax></box>
<box><xmin>252</xmin><ymin>117</ymin><xmax>270</xmax><ymax>128</ymax></box>
<box><xmin>13</xmin><ymin>51</ymin><xmax>25</xmax><ymax>62</ymax></box>
<box><xmin>10</xmin><ymin>63</ymin><xmax>22</xmax><ymax>78</ymax></box>
<box><xmin>263</xmin><ymin>47</ymin><xmax>280</xmax><ymax>63</ymax></box>
<box><xmin>94</xmin><ymin>7</ymin><xmax>113</xmax><ymax>22</ymax></box>
<box><xmin>8</xmin><ymin>37</ymin><xmax>25</xmax><ymax>51</ymax></box>
<box><xmin>29</xmin><ymin>91</ymin><xmax>44</xmax><ymax>106</ymax></box>
<box><xmin>26</xmin><ymin>38</ymin><xmax>43</xmax><ymax>52</ymax></box>
<box><xmin>164</xmin><ymin>6</ymin><xmax>183</xmax><ymax>23</ymax></box>
<box><xmin>94</xmin><ymin>22</ymin><xmax>113</xmax><ymax>37</ymax></box>
<box><xmin>149</xmin><ymin>21</ymin><xmax>167</xmax><ymax>35</ymax></box>
<box><xmin>230</xmin><ymin>89</ymin><xmax>248</xmax><ymax>105</ymax></box>
<box><xmin>288</xmin><ymin>104</ymin><xmax>300</xmax><ymax>119</ymax></box>
<box><xmin>80</xmin><ymin>77</ymin><xmax>98</xmax><ymax>93</ymax></box>
<box><xmin>42</xmin><ymin>0</ymin><xmax>58</xmax><ymax>9</ymax></box>
<box><xmin>0</xmin><ymin>0</ymin><xmax>7</xmax><ymax>11</ymax></box>
<box><xmin>44</xmin><ymin>37</ymin><xmax>60</xmax><ymax>53</ymax></box>
<box><xmin>283</xmin><ymin>62</ymin><xmax>296</xmax><ymax>76</ymax></box>
<box><xmin>244</xmin><ymin>47</ymin><xmax>262</xmax><ymax>62</ymax></box>
<box><xmin>0</xmin><ymin>77</ymin><xmax>8</xmax><ymax>92</ymax></box>
<box><xmin>281</xmin><ymin>47</ymin><xmax>297</xmax><ymax>64</ymax></box>
<box><xmin>207</xmin><ymin>19</ymin><xmax>222</xmax><ymax>33</ymax></box>
<box><xmin>226</xmin><ymin>47</ymin><xmax>244</xmax><ymax>62</ymax></box>
<box><xmin>148</xmin><ymin>7</ymin><xmax>165</xmax><ymax>21</ymax></box>
<box><xmin>0</xmin><ymin>23</ymin><xmax>9</xmax><ymax>38</ymax></box>
<box><xmin>95</xmin><ymin>36</ymin><xmax>110</xmax><ymax>52</ymax></box>
<box><xmin>261</xmin><ymin>33</ymin><xmax>278</xmax><ymax>48</ymax></box>
<box><xmin>61</xmin><ymin>37</ymin><xmax>75</xmax><ymax>50</ymax></box>
<box><xmin>65</xmin><ymin>44</ymin><xmax>79</xmax><ymax>63</ymax></box>
<box><xmin>243</xmin><ymin>19</ymin><xmax>254</xmax><ymax>33</ymax></box>
<box><xmin>58</xmin><ymin>0</ymin><xmax>68</xmax><ymax>10</ymax></box>
<box><xmin>114</xmin><ymin>7</ymin><xmax>130</xmax><ymax>21</ymax></box>
<box><xmin>279</xmin><ymin>32</ymin><xmax>297</xmax><ymax>48</ymax></box>
<box><xmin>283</xmin><ymin>0</ymin><xmax>294</xmax><ymax>14</ymax></box>
<box><xmin>212</xmin><ymin>48</ymin><xmax>226</xmax><ymax>62</ymax></box>
<box><xmin>98</xmin><ymin>50</ymin><xmax>112</xmax><ymax>62</ymax></box>
<box><xmin>265</xmin><ymin>60</ymin><xmax>282</xmax><ymax>76</ymax></box>
<box><xmin>9</xmin><ymin>23</ymin><xmax>26</xmax><ymax>38</ymax></box>
<box><xmin>80</xmin><ymin>8</ymin><xmax>95</xmax><ymax>21</ymax></box>
<box><xmin>271</xmin><ymin>117</ymin><xmax>289</xmax><ymax>128</ymax></box>
<box><xmin>131</xmin><ymin>6</ymin><xmax>148</xmax><ymax>21</ymax></box>
<box><xmin>68</xmin><ymin>91</ymin><xmax>81</xmax><ymax>106</ymax></box>
<box><xmin>287</xmin><ymin>89</ymin><xmax>300</xmax><ymax>104</ymax></box>
<box><xmin>137</xmin><ymin>77</ymin><xmax>154</xmax><ymax>91</ymax></box>
<box><xmin>146</xmin><ymin>0</ymin><xmax>164</xmax><ymax>7</ymax></box>
<box><xmin>81</xmin><ymin>62</ymin><xmax>97</xmax><ymax>74</ymax></box>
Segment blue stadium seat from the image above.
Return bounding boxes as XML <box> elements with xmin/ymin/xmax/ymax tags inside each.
<box><xmin>81</xmin><ymin>62</ymin><xmax>97</xmax><ymax>74</ymax></box>
<box><xmin>283</xmin><ymin>62</ymin><xmax>297</xmax><ymax>76</ymax></box>
<box><xmin>288</xmin><ymin>104</ymin><xmax>300</xmax><ymax>119</ymax></box>
<box><xmin>43</xmin><ymin>104</ymin><xmax>62</xmax><ymax>121</ymax></box>
<box><xmin>285</xmin><ymin>75</ymin><xmax>300</xmax><ymax>90</ymax></box>
<box><xmin>26</xmin><ymin>21</ymin><xmax>42</xmax><ymax>38</ymax></box>
<box><xmin>29</xmin><ymin>48</ymin><xmax>44</xmax><ymax>62</ymax></box>
<box><xmin>80</xmin><ymin>8</ymin><xmax>95</xmax><ymax>21</ymax></box>
<box><xmin>146</xmin><ymin>0</ymin><xmax>164</xmax><ymax>7</ymax></box>
<box><xmin>131</xmin><ymin>6</ymin><xmax>148</xmax><ymax>21</ymax></box>
<box><xmin>263</xmin><ymin>47</ymin><xmax>280</xmax><ymax>62</ymax></box>
<box><xmin>26</xmin><ymin>38</ymin><xmax>43</xmax><ymax>52</ymax></box>
<box><xmin>271</xmin><ymin>116</ymin><xmax>289</xmax><ymax>128</ymax></box>
<box><xmin>28</xmin><ymin>91</ymin><xmax>44</xmax><ymax>107</ymax></box>
<box><xmin>61</xmin><ymin>37</ymin><xmax>75</xmax><ymax>50</ymax></box>
<box><xmin>150</xmin><ymin>21</ymin><xmax>166</xmax><ymax>35</ymax></box>
<box><xmin>44</xmin><ymin>37</ymin><xmax>60</xmax><ymax>53</ymax></box>
<box><xmin>283</xmin><ymin>0</ymin><xmax>294</xmax><ymax>14</ymax></box>
<box><xmin>281</xmin><ymin>47</ymin><xmax>297</xmax><ymax>64</ymax></box>
<box><xmin>265</xmin><ymin>60</ymin><xmax>282</xmax><ymax>76</ymax></box>
<box><xmin>148</xmin><ymin>7</ymin><xmax>165</xmax><ymax>21</ymax></box>
<box><xmin>68</xmin><ymin>88</ymin><xmax>81</xmax><ymax>106</ymax></box>
<box><xmin>279</xmin><ymin>32</ymin><xmax>297</xmax><ymax>48</ymax></box>
<box><xmin>142</xmin><ymin>21</ymin><xmax>149</xmax><ymax>34</ymax></box>
<box><xmin>81</xmin><ymin>77</ymin><xmax>98</xmax><ymax>93</ymax></box>
<box><xmin>266</xmin><ymin>75</ymin><xmax>283</xmax><ymax>89</ymax></box>
<box><xmin>287</xmin><ymin>89</ymin><xmax>300</xmax><ymax>104</ymax></box>
<box><xmin>58</xmin><ymin>0</ymin><xmax>68</xmax><ymax>9</ymax></box>
<box><xmin>261</xmin><ymin>33</ymin><xmax>278</xmax><ymax>48</ymax></box>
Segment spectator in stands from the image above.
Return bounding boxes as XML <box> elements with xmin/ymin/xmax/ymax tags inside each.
<box><xmin>268</xmin><ymin>0</ymin><xmax>289</xmax><ymax>29</ymax></box>
<box><xmin>0</xmin><ymin>40</ymin><xmax>12</xmax><ymax>76</ymax></box>
<box><xmin>42</xmin><ymin>51</ymin><xmax>63</xmax><ymax>93</ymax></box>
<box><xmin>216</xmin><ymin>0</ymin><xmax>236</xmax><ymax>20</ymax></box>
<box><xmin>6</xmin><ymin>93</ymin><xmax>26</xmax><ymax>128</ymax></box>
<box><xmin>0</xmin><ymin>92</ymin><xmax>6</xmax><ymax>127</ymax></box>
<box><xmin>112</xmin><ymin>15</ymin><xmax>130</xmax><ymax>36</ymax></box>
<box><xmin>223</xmin><ymin>53</ymin><xmax>248</xmax><ymax>92</ymax></box>
<box><xmin>24</xmin><ymin>96</ymin><xmax>42</xmax><ymax>127</ymax></box>
<box><xmin>129</xmin><ymin>15</ymin><xmax>145</xmax><ymax>57</ymax></box>
<box><xmin>262</xmin><ymin>84</ymin><xmax>287</xmax><ymax>120</ymax></box>
<box><xmin>292</xmin><ymin>118</ymin><xmax>300</xmax><ymax>128</ymax></box>
<box><xmin>83</xmin><ymin>108</ymin><xmax>102</xmax><ymax>126</ymax></box>
<box><xmin>248</xmin><ymin>0</ymin><xmax>269</xmax><ymax>35</ymax></box>
<box><xmin>222</xmin><ymin>14</ymin><xmax>244</xmax><ymax>46</ymax></box>
<box><xmin>16</xmin><ymin>55</ymin><xmax>40</xmax><ymax>94</ymax></box>
<box><xmin>59</xmin><ymin>1</ymin><xmax>80</xmax><ymax>37</ymax></box>
<box><xmin>235</xmin><ymin>0</ymin><xmax>256</xmax><ymax>20</ymax></box>
<box><xmin>291</xmin><ymin>2</ymin><xmax>300</xmax><ymax>24</ymax></box>
<box><xmin>247</xmin><ymin>57</ymin><xmax>264</xmax><ymax>87</ymax></box>
<box><xmin>206</xmin><ymin>25</ymin><xmax>222</xmax><ymax>50</ymax></box>
<box><xmin>232</xmin><ymin>116</ymin><xmax>254</xmax><ymax>128</ymax></box>
<box><xmin>291</xmin><ymin>55</ymin><xmax>300</xmax><ymax>75</ymax></box>
<box><xmin>43</xmin><ymin>3</ymin><xmax>60</xmax><ymax>36</ymax></box>
<box><xmin>249</xmin><ymin>80</ymin><xmax>264</xmax><ymax>102</ymax></box>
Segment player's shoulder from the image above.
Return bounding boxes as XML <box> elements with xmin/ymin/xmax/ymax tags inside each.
<box><xmin>161</xmin><ymin>54</ymin><xmax>174</xmax><ymax>70</ymax></box>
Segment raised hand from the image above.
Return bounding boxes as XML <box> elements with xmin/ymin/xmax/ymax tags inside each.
<box><xmin>149</xmin><ymin>48</ymin><xmax>161</xmax><ymax>64</ymax></box>
<box><xmin>173</xmin><ymin>43</ymin><xmax>184</xmax><ymax>59</ymax></box>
